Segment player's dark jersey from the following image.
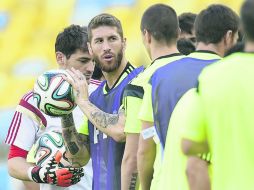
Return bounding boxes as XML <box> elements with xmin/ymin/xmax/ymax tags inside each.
<box><xmin>88</xmin><ymin>63</ymin><xmax>143</xmax><ymax>190</ymax></box>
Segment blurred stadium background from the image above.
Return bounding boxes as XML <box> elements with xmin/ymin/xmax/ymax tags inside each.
<box><xmin>0</xmin><ymin>0</ymin><xmax>243</xmax><ymax>189</ymax></box>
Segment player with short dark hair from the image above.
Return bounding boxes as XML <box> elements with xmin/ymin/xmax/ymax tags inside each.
<box><xmin>61</xmin><ymin>13</ymin><xmax>143</xmax><ymax>190</ymax></box>
<box><xmin>181</xmin><ymin>1</ymin><xmax>254</xmax><ymax>189</ymax></box>
<box><xmin>135</xmin><ymin>4</ymin><xmax>184</xmax><ymax>190</ymax></box>
<box><xmin>5</xmin><ymin>25</ymin><xmax>96</xmax><ymax>190</ymax></box>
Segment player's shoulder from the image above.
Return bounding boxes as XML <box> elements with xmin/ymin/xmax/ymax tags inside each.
<box><xmin>89</xmin><ymin>79</ymin><xmax>103</xmax><ymax>95</ymax></box>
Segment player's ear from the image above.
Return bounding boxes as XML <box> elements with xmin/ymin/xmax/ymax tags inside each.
<box><xmin>177</xmin><ymin>27</ymin><xmax>181</xmax><ymax>40</ymax></box>
<box><xmin>56</xmin><ymin>52</ymin><xmax>67</xmax><ymax>68</ymax></box>
<box><xmin>122</xmin><ymin>37</ymin><xmax>127</xmax><ymax>51</ymax></box>
<box><xmin>144</xmin><ymin>29</ymin><xmax>152</xmax><ymax>44</ymax></box>
<box><xmin>224</xmin><ymin>30</ymin><xmax>233</xmax><ymax>46</ymax></box>
<box><xmin>87</xmin><ymin>42</ymin><xmax>93</xmax><ymax>56</ymax></box>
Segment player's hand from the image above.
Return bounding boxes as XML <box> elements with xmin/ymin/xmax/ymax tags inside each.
<box><xmin>28</xmin><ymin>151</ymin><xmax>84</xmax><ymax>187</ymax></box>
<box><xmin>63</xmin><ymin>68</ymin><xmax>89</xmax><ymax>105</ymax></box>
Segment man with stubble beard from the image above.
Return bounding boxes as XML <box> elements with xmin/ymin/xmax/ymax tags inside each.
<box><xmin>60</xmin><ymin>13</ymin><xmax>143</xmax><ymax>190</ymax></box>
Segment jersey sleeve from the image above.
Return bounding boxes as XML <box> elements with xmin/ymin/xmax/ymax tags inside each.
<box><xmin>5</xmin><ymin>92</ymin><xmax>38</xmax><ymax>151</ymax></box>
<box><xmin>180</xmin><ymin>89</ymin><xmax>207</xmax><ymax>142</ymax></box>
<box><xmin>78</xmin><ymin>115</ymin><xmax>89</xmax><ymax>135</ymax></box>
<box><xmin>123</xmin><ymin>84</ymin><xmax>143</xmax><ymax>134</ymax></box>
<box><xmin>138</xmin><ymin>83</ymin><xmax>154</xmax><ymax>122</ymax></box>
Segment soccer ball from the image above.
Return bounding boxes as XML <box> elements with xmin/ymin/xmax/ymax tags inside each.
<box><xmin>34</xmin><ymin>131</ymin><xmax>70</xmax><ymax>167</ymax></box>
<box><xmin>33</xmin><ymin>69</ymin><xmax>76</xmax><ymax>117</ymax></box>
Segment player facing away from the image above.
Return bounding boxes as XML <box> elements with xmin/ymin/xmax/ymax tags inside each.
<box><xmin>5</xmin><ymin>25</ymin><xmax>96</xmax><ymax>190</ymax></box>
<box><xmin>181</xmin><ymin>1</ymin><xmax>254</xmax><ymax>190</ymax></box>
<box><xmin>142</xmin><ymin>4</ymin><xmax>239</xmax><ymax>190</ymax></box>
<box><xmin>60</xmin><ymin>13</ymin><xmax>143</xmax><ymax>190</ymax></box>
<box><xmin>120</xmin><ymin>4</ymin><xmax>183</xmax><ymax>190</ymax></box>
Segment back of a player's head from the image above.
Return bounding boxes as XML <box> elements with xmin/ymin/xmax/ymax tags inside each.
<box><xmin>241</xmin><ymin>0</ymin><xmax>254</xmax><ymax>42</ymax></box>
<box><xmin>195</xmin><ymin>4</ymin><xmax>239</xmax><ymax>44</ymax></box>
<box><xmin>88</xmin><ymin>13</ymin><xmax>123</xmax><ymax>41</ymax></box>
<box><xmin>141</xmin><ymin>4</ymin><xmax>179</xmax><ymax>44</ymax></box>
<box><xmin>177</xmin><ymin>38</ymin><xmax>196</xmax><ymax>55</ymax></box>
<box><xmin>179</xmin><ymin>12</ymin><xmax>197</xmax><ymax>35</ymax></box>
<box><xmin>55</xmin><ymin>25</ymin><xmax>88</xmax><ymax>59</ymax></box>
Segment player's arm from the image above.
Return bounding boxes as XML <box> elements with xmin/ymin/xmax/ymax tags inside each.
<box><xmin>179</xmin><ymin>89</ymin><xmax>210</xmax><ymax>190</ymax></box>
<box><xmin>137</xmin><ymin>121</ymin><xmax>156</xmax><ymax>190</ymax></box>
<box><xmin>121</xmin><ymin>87</ymin><xmax>143</xmax><ymax>190</ymax></box>
<box><xmin>64</xmin><ymin>68</ymin><xmax>126</xmax><ymax>142</ymax></box>
<box><xmin>6</xmin><ymin>98</ymin><xmax>83</xmax><ymax>186</ymax></box>
<box><xmin>180</xmin><ymin>90</ymin><xmax>208</xmax><ymax>156</ymax></box>
<box><xmin>121</xmin><ymin>133</ymin><xmax>139</xmax><ymax>190</ymax></box>
<box><xmin>61</xmin><ymin>113</ymin><xmax>90</xmax><ymax>167</ymax></box>
<box><xmin>137</xmin><ymin>84</ymin><xmax>156</xmax><ymax>190</ymax></box>
<box><xmin>8</xmin><ymin>146</ymin><xmax>35</xmax><ymax>181</ymax></box>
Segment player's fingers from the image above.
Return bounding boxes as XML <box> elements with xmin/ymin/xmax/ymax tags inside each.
<box><xmin>62</xmin><ymin>71</ymin><xmax>76</xmax><ymax>86</ymax></box>
<box><xmin>66</xmin><ymin>69</ymin><xmax>79</xmax><ymax>83</ymax></box>
<box><xmin>54</xmin><ymin>150</ymin><xmax>62</xmax><ymax>164</ymax></box>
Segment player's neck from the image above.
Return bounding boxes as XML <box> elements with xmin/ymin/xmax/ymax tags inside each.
<box><xmin>196</xmin><ymin>42</ymin><xmax>223</xmax><ymax>57</ymax></box>
<box><xmin>150</xmin><ymin>43</ymin><xmax>179</xmax><ymax>61</ymax></box>
<box><xmin>244</xmin><ymin>41</ymin><xmax>254</xmax><ymax>53</ymax></box>
<box><xmin>103</xmin><ymin>57</ymin><xmax>128</xmax><ymax>89</ymax></box>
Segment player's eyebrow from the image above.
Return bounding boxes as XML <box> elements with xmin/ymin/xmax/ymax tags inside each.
<box><xmin>78</xmin><ymin>57</ymin><xmax>91</xmax><ymax>62</ymax></box>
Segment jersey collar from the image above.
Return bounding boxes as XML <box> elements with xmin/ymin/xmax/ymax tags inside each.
<box><xmin>189</xmin><ymin>50</ymin><xmax>221</xmax><ymax>60</ymax></box>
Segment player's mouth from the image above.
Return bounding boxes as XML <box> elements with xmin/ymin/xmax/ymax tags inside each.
<box><xmin>102</xmin><ymin>53</ymin><xmax>114</xmax><ymax>62</ymax></box>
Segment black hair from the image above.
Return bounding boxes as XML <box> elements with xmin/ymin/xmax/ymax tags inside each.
<box><xmin>241</xmin><ymin>0</ymin><xmax>254</xmax><ymax>41</ymax></box>
<box><xmin>195</xmin><ymin>4</ymin><xmax>239</xmax><ymax>44</ymax></box>
<box><xmin>177</xmin><ymin>38</ymin><xmax>196</xmax><ymax>55</ymax></box>
<box><xmin>55</xmin><ymin>25</ymin><xmax>88</xmax><ymax>59</ymax></box>
<box><xmin>141</xmin><ymin>4</ymin><xmax>179</xmax><ymax>43</ymax></box>
<box><xmin>179</xmin><ymin>12</ymin><xmax>197</xmax><ymax>35</ymax></box>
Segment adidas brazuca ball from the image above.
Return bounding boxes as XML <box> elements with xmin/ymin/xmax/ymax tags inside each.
<box><xmin>34</xmin><ymin>131</ymin><xmax>70</xmax><ymax>167</ymax></box>
<box><xmin>33</xmin><ymin>70</ymin><xmax>76</xmax><ymax>117</ymax></box>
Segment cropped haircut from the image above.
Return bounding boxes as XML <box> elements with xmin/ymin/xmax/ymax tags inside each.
<box><xmin>195</xmin><ymin>4</ymin><xmax>239</xmax><ymax>44</ymax></box>
<box><xmin>241</xmin><ymin>0</ymin><xmax>254</xmax><ymax>41</ymax></box>
<box><xmin>55</xmin><ymin>25</ymin><xmax>88</xmax><ymax>59</ymax></box>
<box><xmin>179</xmin><ymin>12</ymin><xmax>197</xmax><ymax>34</ymax></box>
<box><xmin>88</xmin><ymin>13</ymin><xmax>123</xmax><ymax>41</ymax></box>
<box><xmin>141</xmin><ymin>4</ymin><xmax>179</xmax><ymax>43</ymax></box>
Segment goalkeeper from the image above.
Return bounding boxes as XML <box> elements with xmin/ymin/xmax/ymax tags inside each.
<box><xmin>5</xmin><ymin>25</ymin><xmax>97</xmax><ymax>189</ymax></box>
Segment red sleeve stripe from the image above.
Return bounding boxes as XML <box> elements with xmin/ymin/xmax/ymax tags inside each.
<box><xmin>22</xmin><ymin>91</ymin><xmax>33</xmax><ymax>101</ymax></box>
<box><xmin>90</xmin><ymin>79</ymin><xmax>102</xmax><ymax>85</ymax></box>
<box><xmin>5</xmin><ymin>112</ymin><xmax>22</xmax><ymax>145</ymax></box>
<box><xmin>8</xmin><ymin>145</ymin><xmax>28</xmax><ymax>159</ymax></box>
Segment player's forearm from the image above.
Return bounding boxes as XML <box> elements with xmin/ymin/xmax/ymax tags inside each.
<box><xmin>137</xmin><ymin>138</ymin><xmax>156</xmax><ymax>190</ymax></box>
<box><xmin>61</xmin><ymin>113</ymin><xmax>90</xmax><ymax>167</ymax></box>
<box><xmin>121</xmin><ymin>155</ymin><xmax>139</xmax><ymax>190</ymax></box>
<box><xmin>8</xmin><ymin>157</ymin><xmax>35</xmax><ymax>181</ymax></box>
<box><xmin>78</xmin><ymin>100</ymin><xmax>126</xmax><ymax>142</ymax></box>
<box><xmin>182</xmin><ymin>138</ymin><xmax>209</xmax><ymax>156</ymax></box>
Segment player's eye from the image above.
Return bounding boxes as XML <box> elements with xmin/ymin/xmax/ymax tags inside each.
<box><xmin>109</xmin><ymin>36</ymin><xmax>117</xmax><ymax>42</ymax></box>
<box><xmin>95</xmin><ymin>39</ymin><xmax>103</xmax><ymax>44</ymax></box>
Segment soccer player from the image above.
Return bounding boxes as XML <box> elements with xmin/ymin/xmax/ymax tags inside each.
<box><xmin>181</xmin><ymin>1</ymin><xmax>254</xmax><ymax>189</ymax></box>
<box><xmin>137</xmin><ymin>4</ymin><xmax>239</xmax><ymax>190</ymax></box>
<box><xmin>5</xmin><ymin>25</ymin><xmax>96</xmax><ymax>190</ymax></box>
<box><xmin>120</xmin><ymin>4</ymin><xmax>183</xmax><ymax>190</ymax></box>
<box><xmin>61</xmin><ymin>13</ymin><xmax>143</xmax><ymax>190</ymax></box>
